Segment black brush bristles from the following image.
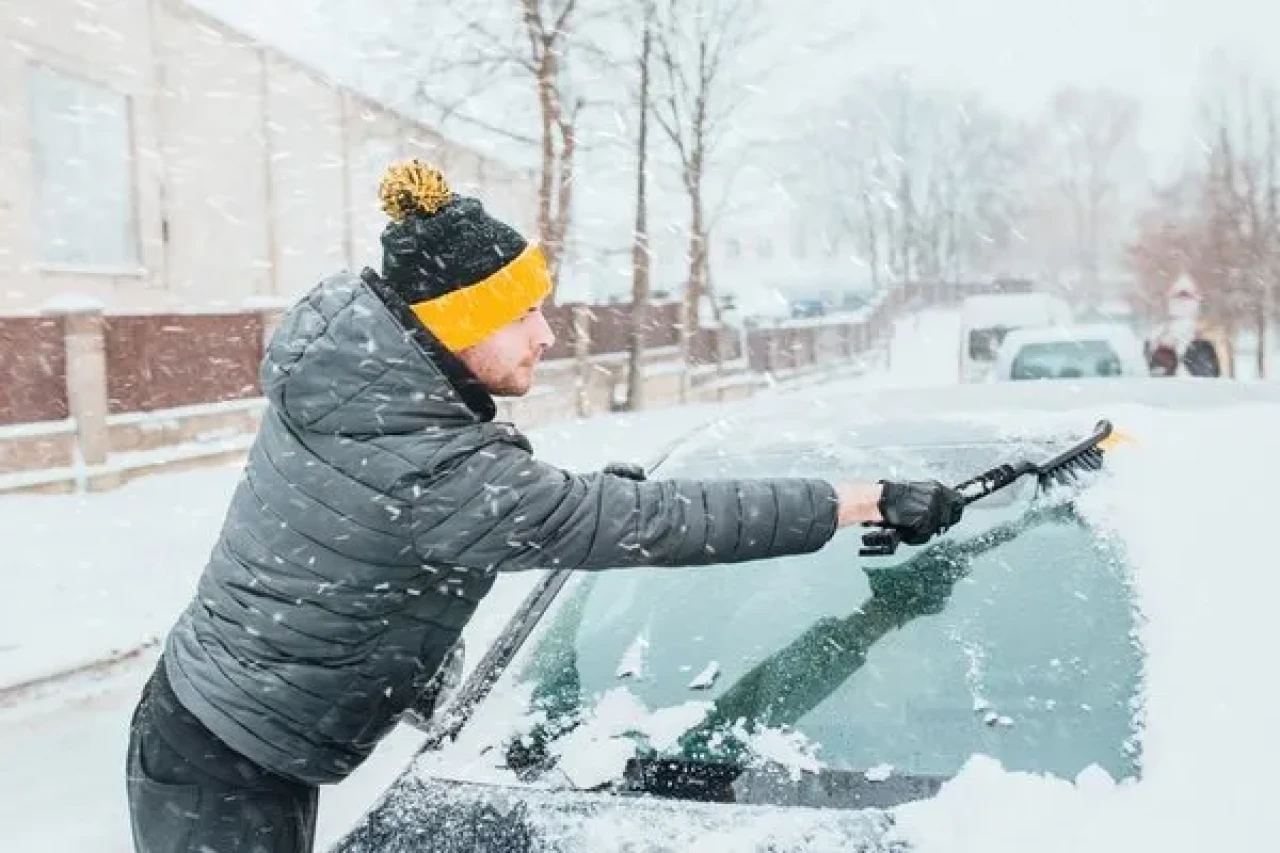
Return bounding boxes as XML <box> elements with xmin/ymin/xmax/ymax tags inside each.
<box><xmin>1036</xmin><ymin>445</ymin><xmax>1106</xmax><ymax>491</ymax></box>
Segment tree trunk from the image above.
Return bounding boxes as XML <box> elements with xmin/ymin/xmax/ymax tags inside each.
<box><xmin>687</xmin><ymin>175</ymin><xmax>707</xmax><ymax>335</ymax></box>
<box><xmin>626</xmin><ymin>3</ymin><xmax>653</xmax><ymax>412</ymax></box>
<box><xmin>680</xmin><ymin>177</ymin><xmax>707</xmax><ymax>404</ymax></box>
<box><xmin>1257</xmin><ymin>293</ymin><xmax>1268</xmax><ymax>379</ymax></box>
<box><xmin>535</xmin><ymin>62</ymin><xmax>560</xmax><ymax>290</ymax></box>
<box><xmin>550</xmin><ymin>115</ymin><xmax>576</xmax><ymax>285</ymax></box>
<box><xmin>863</xmin><ymin>191</ymin><xmax>880</xmax><ymax>289</ymax></box>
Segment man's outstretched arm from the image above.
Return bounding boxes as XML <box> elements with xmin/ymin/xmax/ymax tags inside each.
<box><xmin>401</xmin><ymin>438</ymin><xmax>958</xmax><ymax>573</ymax></box>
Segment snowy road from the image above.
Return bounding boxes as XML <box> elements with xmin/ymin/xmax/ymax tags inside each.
<box><xmin>883</xmin><ymin>308</ymin><xmax>962</xmax><ymax>386</ymax></box>
<box><xmin>0</xmin><ymin>341</ymin><xmax>928</xmax><ymax>852</ymax></box>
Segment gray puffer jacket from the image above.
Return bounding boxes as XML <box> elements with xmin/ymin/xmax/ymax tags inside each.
<box><xmin>163</xmin><ymin>269</ymin><xmax>838</xmax><ymax>786</ymax></box>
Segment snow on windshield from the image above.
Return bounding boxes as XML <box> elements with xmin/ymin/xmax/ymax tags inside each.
<box><xmin>422</xmin><ymin>400</ymin><xmax>1280</xmax><ymax>851</ymax></box>
<box><xmin>889</xmin><ymin>401</ymin><xmax>1280</xmax><ymax>852</ymax></box>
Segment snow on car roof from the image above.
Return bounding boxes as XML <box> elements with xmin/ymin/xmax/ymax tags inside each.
<box><xmin>998</xmin><ymin>322</ymin><xmax>1140</xmax><ymax>348</ymax></box>
<box><xmin>960</xmin><ymin>293</ymin><xmax>1069</xmax><ymax>327</ymax></box>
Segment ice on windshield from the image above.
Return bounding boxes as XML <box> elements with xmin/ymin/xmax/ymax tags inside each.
<box><xmin>425</xmin><ymin>439</ymin><xmax>1143</xmax><ymax>797</ymax></box>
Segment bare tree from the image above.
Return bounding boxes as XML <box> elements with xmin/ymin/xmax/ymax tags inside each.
<box><xmin>520</xmin><ymin>0</ymin><xmax>585</xmax><ymax>287</ymax></box>
<box><xmin>626</xmin><ymin>0</ymin><xmax>656</xmax><ymax>410</ymax></box>
<box><xmin>803</xmin><ymin>73</ymin><xmax>1026</xmax><ymax>288</ymax></box>
<box><xmin>1038</xmin><ymin>87</ymin><xmax>1144</xmax><ymax>304</ymax></box>
<box><xmin>651</xmin><ymin>0</ymin><xmax>764</xmax><ymax>347</ymax></box>
<box><xmin>1127</xmin><ymin>175</ymin><xmax>1203</xmax><ymax>318</ymax></box>
<box><xmin>1196</xmin><ymin>53</ymin><xmax>1280</xmax><ymax>377</ymax></box>
<box><xmin>385</xmin><ymin>1</ymin><xmax>596</xmax><ymax>295</ymax></box>
<box><xmin>1124</xmin><ymin>53</ymin><xmax>1280</xmax><ymax>378</ymax></box>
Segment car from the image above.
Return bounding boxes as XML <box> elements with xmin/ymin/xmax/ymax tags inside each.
<box><xmin>992</xmin><ymin>323</ymin><xmax>1149</xmax><ymax>382</ymax></box>
<box><xmin>958</xmin><ymin>293</ymin><xmax>1074</xmax><ymax>383</ymax></box>
<box><xmin>332</xmin><ymin>379</ymin><xmax>1280</xmax><ymax>853</ymax></box>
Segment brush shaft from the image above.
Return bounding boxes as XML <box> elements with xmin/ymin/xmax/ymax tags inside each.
<box><xmin>954</xmin><ymin>462</ymin><xmax>1035</xmax><ymax>505</ymax></box>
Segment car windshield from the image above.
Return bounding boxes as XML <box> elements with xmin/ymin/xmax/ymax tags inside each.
<box><xmin>485</xmin><ymin>442</ymin><xmax>1142</xmax><ymax>800</ymax></box>
<box><xmin>1011</xmin><ymin>340</ymin><xmax>1124</xmax><ymax>380</ymax></box>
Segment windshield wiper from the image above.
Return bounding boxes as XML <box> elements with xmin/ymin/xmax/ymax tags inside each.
<box><xmin>620</xmin><ymin>756</ymin><xmax>946</xmax><ymax>811</ymax></box>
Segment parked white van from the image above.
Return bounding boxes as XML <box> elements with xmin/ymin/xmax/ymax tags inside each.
<box><xmin>958</xmin><ymin>293</ymin><xmax>1073</xmax><ymax>382</ymax></box>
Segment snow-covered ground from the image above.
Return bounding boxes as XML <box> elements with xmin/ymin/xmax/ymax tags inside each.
<box><xmin>878</xmin><ymin>307</ymin><xmax>963</xmax><ymax>387</ymax></box>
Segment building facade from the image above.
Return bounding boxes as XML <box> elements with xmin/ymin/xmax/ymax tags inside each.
<box><xmin>0</xmin><ymin>0</ymin><xmax>535</xmax><ymax>313</ymax></box>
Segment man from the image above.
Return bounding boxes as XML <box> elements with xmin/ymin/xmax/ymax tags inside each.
<box><xmin>125</xmin><ymin>159</ymin><xmax>964</xmax><ymax>852</ymax></box>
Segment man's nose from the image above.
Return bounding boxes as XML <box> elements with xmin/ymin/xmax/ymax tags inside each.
<box><xmin>532</xmin><ymin>309</ymin><xmax>556</xmax><ymax>351</ymax></box>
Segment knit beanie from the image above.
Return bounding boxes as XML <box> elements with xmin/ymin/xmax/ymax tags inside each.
<box><xmin>378</xmin><ymin>159</ymin><xmax>552</xmax><ymax>352</ymax></box>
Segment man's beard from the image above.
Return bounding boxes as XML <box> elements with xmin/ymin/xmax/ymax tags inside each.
<box><xmin>487</xmin><ymin>358</ymin><xmax>536</xmax><ymax>397</ymax></box>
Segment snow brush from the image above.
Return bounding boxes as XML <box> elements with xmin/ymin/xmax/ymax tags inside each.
<box><xmin>860</xmin><ymin>419</ymin><xmax>1120</xmax><ymax>558</ymax></box>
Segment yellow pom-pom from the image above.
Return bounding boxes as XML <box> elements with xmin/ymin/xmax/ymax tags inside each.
<box><xmin>379</xmin><ymin>159</ymin><xmax>452</xmax><ymax>222</ymax></box>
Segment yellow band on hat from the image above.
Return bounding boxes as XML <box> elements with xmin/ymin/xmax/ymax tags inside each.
<box><xmin>410</xmin><ymin>244</ymin><xmax>553</xmax><ymax>352</ymax></box>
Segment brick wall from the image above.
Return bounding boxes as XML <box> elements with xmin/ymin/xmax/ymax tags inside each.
<box><xmin>105</xmin><ymin>313</ymin><xmax>265</xmax><ymax>414</ymax></box>
<box><xmin>0</xmin><ymin>316</ymin><xmax>68</xmax><ymax>426</ymax></box>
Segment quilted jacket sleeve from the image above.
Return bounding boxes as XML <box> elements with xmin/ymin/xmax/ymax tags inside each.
<box><xmin>402</xmin><ymin>434</ymin><xmax>839</xmax><ymax>573</ymax></box>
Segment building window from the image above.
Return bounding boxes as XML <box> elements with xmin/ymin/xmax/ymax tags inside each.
<box><xmin>27</xmin><ymin>64</ymin><xmax>138</xmax><ymax>268</ymax></box>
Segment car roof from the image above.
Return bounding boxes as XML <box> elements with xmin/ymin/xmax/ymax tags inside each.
<box><xmin>655</xmin><ymin>378</ymin><xmax>1280</xmax><ymax>466</ymax></box>
<box><xmin>999</xmin><ymin>322</ymin><xmax>1140</xmax><ymax>347</ymax></box>
<box><xmin>960</xmin><ymin>292</ymin><xmax>1068</xmax><ymax>325</ymax></box>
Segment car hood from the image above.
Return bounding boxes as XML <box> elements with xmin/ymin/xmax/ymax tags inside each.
<box><xmin>332</xmin><ymin>773</ymin><xmax>898</xmax><ymax>853</ymax></box>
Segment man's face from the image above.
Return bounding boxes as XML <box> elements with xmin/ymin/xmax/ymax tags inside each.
<box><xmin>457</xmin><ymin>304</ymin><xmax>556</xmax><ymax>397</ymax></box>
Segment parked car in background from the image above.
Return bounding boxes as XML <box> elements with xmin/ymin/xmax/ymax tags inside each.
<box><xmin>789</xmin><ymin>297</ymin><xmax>828</xmax><ymax>319</ymax></box>
<box><xmin>958</xmin><ymin>293</ymin><xmax>1074</xmax><ymax>383</ymax></box>
<box><xmin>993</xmin><ymin>324</ymin><xmax>1149</xmax><ymax>382</ymax></box>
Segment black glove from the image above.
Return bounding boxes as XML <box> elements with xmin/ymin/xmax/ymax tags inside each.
<box><xmin>878</xmin><ymin>480</ymin><xmax>965</xmax><ymax>546</ymax></box>
<box><xmin>603</xmin><ymin>462</ymin><xmax>647</xmax><ymax>481</ymax></box>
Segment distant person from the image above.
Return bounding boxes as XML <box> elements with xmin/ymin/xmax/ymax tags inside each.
<box><xmin>1148</xmin><ymin>342</ymin><xmax>1180</xmax><ymax>377</ymax></box>
<box><xmin>1183</xmin><ymin>337</ymin><xmax>1222</xmax><ymax>378</ymax></box>
<box><xmin>124</xmin><ymin>159</ymin><xmax>965</xmax><ymax>852</ymax></box>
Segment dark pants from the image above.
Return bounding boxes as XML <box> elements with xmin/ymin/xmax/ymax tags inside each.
<box><xmin>126</xmin><ymin>660</ymin><xmax>319</xmax><ymax>853</ymax></box>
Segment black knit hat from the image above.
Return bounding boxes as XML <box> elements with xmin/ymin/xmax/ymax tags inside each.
<box><xmin>377</xmin><ymin>159</ymin><xmax>552</xmax><ymax>352</ymax></box>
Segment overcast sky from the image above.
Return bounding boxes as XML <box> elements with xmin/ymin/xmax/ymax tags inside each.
<box><xmin>851</xmin><ymin>0</ymin><xmax>1280</xmax><ymax>170</ymax></box>
<box><xmin>195</xmin><ymin>0</ymin><xmax>1280</xmax><ymax>169</ymax></box>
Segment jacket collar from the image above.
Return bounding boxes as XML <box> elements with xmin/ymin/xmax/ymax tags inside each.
<box><xmin>360</xmin><ymin>267</ymin><xmax>497</xmax><ymax>423</ymax></box>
